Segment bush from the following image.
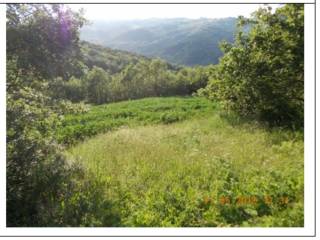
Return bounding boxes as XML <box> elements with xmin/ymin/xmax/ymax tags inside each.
<box><xmin>54</xmin><ymin>100</ymin><xmax>90</xmax><ymax>115</ymax></box>
<box><xmin>6</xmin><ymin>62</ymin><xmax>110</xmax><ymax>226</ymax></box>
<box><xmin>6</xmin><ymin>82</ymin><xmax>68</xmax><ymax>226</ymax></box>
<box><xmin>200</xmin><ymin>4</ymin><xmax>304</xmax><ymax>128</ymax></box>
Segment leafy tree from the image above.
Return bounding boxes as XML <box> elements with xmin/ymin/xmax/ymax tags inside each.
<box><xmin>110</xmin><ymin>58</ymin><xmax>196</xmax><ymax>101</ymax></box>
<box><xmin>177</xmin><ymin>67</ymin><xmax>210</xmax><ymax>95</ymax></box>
<box><xmin>7</xmin><ymin>4</ymin><xmax>86</xmax><ymax>79</ymax></box>
<box><xmin>200</xmin><ymin>4</ymin><xmax>304</xmax><ymax>127</ymax></box>
<box><xmin>86</xmin><ymin>66</ymin><xmax>111</xmax><ymax>104</ymax></box>
<box><xmin>64</xmin><ymin>76</ymin><xmax>86</xmax><ymax>102</ymax></box>
<box><xmin>6</xmin><ymin>4</ymin><xmax>90</xmax><ymax>226</ymax></box>
<box><xmin>7</xmin><ymin>59</ymin><xmax>71</xmax><ymax>226</ymax></box>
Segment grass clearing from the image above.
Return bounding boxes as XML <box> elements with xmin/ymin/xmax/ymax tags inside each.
<box><xmin>57</xmin><ymin>97</ymin><xmax>218</xmax><ymax>144</ymax></box>
<box><xmin>65</xmin><ymin>97</ymin><xmax>304</xmax><ymax>227</ymax></box>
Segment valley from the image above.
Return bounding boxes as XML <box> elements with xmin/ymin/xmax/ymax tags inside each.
<box><xmin>6</xmin><ymin>3</ymin><xmax>304</xmax><ymax>228</ymax></box>
<box><xmin>80</xmin><ymin>18</ymin><xmax>237</xmax><ymax>66</ymax></box>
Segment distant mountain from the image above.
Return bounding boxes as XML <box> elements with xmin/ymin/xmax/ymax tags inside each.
<box><xmin>81</xmin><ymin>41</ymin><xmax>149</xmax><ymax>74</ymax></box>
<box><xmin>81</xmin><ymin>41</ymin><xmax>179</xmax><ymax>75</ymax></box>
<box><xmin>80</xmin><ymin>18</ymin><xmax>237</xmax><ymax>66</ymax></box>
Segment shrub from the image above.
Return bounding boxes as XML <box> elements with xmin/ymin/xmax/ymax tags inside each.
<box><xmin>200</xmin><ymin>5</ymin><xmax>304</xmax><ymax>128</ymax></box>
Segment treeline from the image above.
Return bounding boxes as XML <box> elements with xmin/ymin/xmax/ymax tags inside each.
<box><xmin>50</xmin><ymin>58</ymin><xmax>208</xmax><ymax>104</ymax></box>
<box><xmin>49</xmin><ymin>41</ymin><xmax>209</xmax><ymax>104</ymax></box>
<box><xmin>81</xmin><ymin>41</ymin><xmax>149</xmax><ymax>74</ymax></box>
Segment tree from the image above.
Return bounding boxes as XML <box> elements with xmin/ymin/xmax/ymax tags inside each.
<box><xmin>64</xmin><ymin>76</ymin><xmax>86</xmax><ymax>102</ymax></box>
<box><xmin>86</xmin><ymin>66</ymin><xmax>111</xmax><ymax>104</ymax></box>
<box><xmin>6</xmin><ymin>59</ymin><xmax>74</xmax><ymax>226</ymax></box>
<box><xmin>6</xmin><ymin>4</ymin><xmax>88</xmax><ymax>226</ymax></box>
<box><xmin>7</xmin><ymin>4</ymin><xmax>86</xmax><ymax>80</ymax></box>
<box><xmin>201</xmin><ymin>4</ymin><xmax>304</xmax><ymax>128</ymax></box>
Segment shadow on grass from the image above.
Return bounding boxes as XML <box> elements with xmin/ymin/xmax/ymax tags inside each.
<box><xmin>219</xmin><ymin>111</ymin><xmax>304</xmax><ymax>145</ymax></box>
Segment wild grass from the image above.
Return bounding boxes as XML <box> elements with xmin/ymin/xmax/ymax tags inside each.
<box><xmin>57</xmin><ymin>97</ymin><xmax>218</xmax><ymax>144</ymax></box>
<box><xmin>65</xmin><ymin>97</ymin><xmax>304</xmax><ymax>227</ymax></box>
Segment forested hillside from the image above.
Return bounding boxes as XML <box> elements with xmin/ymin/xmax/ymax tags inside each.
<box><xmin>80</xmin><ymin>18</ymin><xmax>237</xmax><ymax>66</ymax></box>
<box><xmin>81</xmin><ymin>41</ymin><xmax>150</xmax><ymax>74</ymax></box>
<box><xmin>50</xmin><ymin>41</ymin><xmax>209</xmax><ymax>104</ymax></box>
<box><xmin>7</xmin><ymin>3</ymin><xmax>304</xmax><ymax>228</ymax></box>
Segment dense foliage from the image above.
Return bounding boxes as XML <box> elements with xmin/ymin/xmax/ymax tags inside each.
<box><xmin>6</xmin><ymin>4</ymin><xmax>95</xmax><ymax>226</ymax></box>
<box><xmin>7</xmin><ymin>4</ymin><xmax>86</xmax><ymax>79</ymax></box>
<box><xmin>81</xmin><ymin>41</ymin><xmax>148</xmax><ymax>74</ymax></box>
<box><xmin>49</xmin><ymin>45</ymin><xmax>210</xmax><ymax>104</ymax></box>
<box><xmin>199</xmin><ymin>4</ymin><xmax>304</xmax><ymax>128</ymax></box>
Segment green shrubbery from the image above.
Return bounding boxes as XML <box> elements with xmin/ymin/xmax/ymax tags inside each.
<box><xmin>6</xmin><ymin>4</ymin><xmax>93</xmax><ymax>226</ymax></box>
<box><xmin>6</xmin><ymin>60</ymin><xmax>81</xmax><ymax>226</ymax></box>
<box><xmin>199</xmin><ymin>4</ymin><xmax>304</xmax><ymax>128</ymax></box>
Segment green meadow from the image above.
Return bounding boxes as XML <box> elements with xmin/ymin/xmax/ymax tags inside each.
<box><xmin>63</xmin><ymin>97</ymin><xmax>303</xmax><ymax>227</ymax></box>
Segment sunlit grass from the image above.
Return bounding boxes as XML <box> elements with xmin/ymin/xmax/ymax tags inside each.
<box><xmin>57</xmin><ymin>96</ymin><xmax>218</xmax><ymax>144</ymax></box>
<box><xmin>65</xmin><ymin>98</ymin><xmax>304</xmax><ymax>227</ymax></box>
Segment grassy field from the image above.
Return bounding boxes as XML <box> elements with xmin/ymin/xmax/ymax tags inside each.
<box><xmin>64</xmin><ymin>97</ymin><xmax>304</xmax><ymax>227</ymax></box>
<box><xmin>57</xmin><ymin>97</ymin><xmax>218</xmax><ymax>144</ymax></box>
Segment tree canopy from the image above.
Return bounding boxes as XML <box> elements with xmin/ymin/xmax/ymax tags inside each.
<box><xmin>7</xmin><ymin>4</ymin><xmax>89</xmax><ymax>226</ymax></box>
<box><xmin>199</xmin><ymin>4</ymin><xmax>304</xmax><ymax>128</ymax></box>
<box><xmin>7</xmin><ymin>4</ymin><xmax>86</xmax><ymax>79</ymax></box>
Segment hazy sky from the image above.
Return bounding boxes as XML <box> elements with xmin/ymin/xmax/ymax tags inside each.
<box><xmin>68</xmin><ymin>4</ymin><xmax>280</xmax><ymax>21</ymax></box>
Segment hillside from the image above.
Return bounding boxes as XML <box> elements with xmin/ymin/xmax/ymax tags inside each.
<box><xmin>81</xmin><ymin>41</ymin><xmax>181</xmax><ymax>73</ymax></box>
<box><xmin>81</xmin><ymin>41</ymin><xmax>149</xmax><ymax>74</ymax></box>
<box><xmin>49</xmin><ymin>41</ymin><xmax>209</xmax><ymax>105</ymax></box>
<box><xmin>80</xmin><ymin>18</ymin><xmax>237</xmax><ymax>66</ymax></box>
<box><xmin>7</xmin><ymin>3</ymin><xmax>304</xmax><ymax>228</ymax></box>
<box><xmin>65</xmin><ymin>97</ymin><xmax>304</xmax><ymax>227</ymax></box>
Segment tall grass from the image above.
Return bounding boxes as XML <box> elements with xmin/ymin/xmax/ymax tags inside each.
<box><xmin>65</xmin><ymin>97</ymin><xmax>304</xmax><ymax>227</ymax></box>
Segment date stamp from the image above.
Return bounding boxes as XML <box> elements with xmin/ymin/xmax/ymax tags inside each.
<box><xmin>203</xmin><ymin>195</ymin><xmax>290</xmax><ymax>206</ymax></box>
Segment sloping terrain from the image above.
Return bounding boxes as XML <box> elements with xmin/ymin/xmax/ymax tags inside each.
<box><xmin>64</xmin><ymin>97</ymin><xmax>304</xmax><ymax>227</ymax></box>
<box><xmin>81</xmin><ymin>41</ymin><xmax>149</xmax><ymax>74</ymax></box>
<box><xmin>80</xmin><ymin>18</ymin><xmax>237</xmax><ymax>66</ymax></box>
